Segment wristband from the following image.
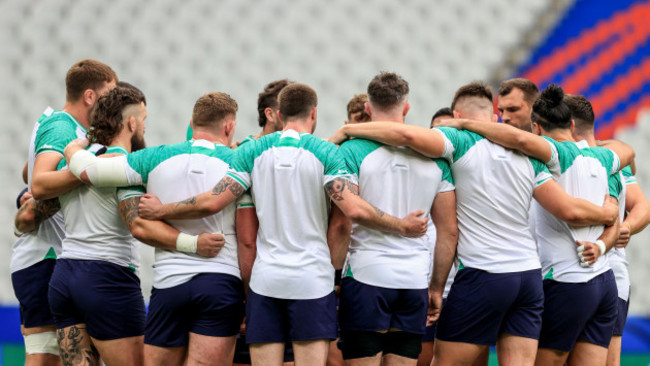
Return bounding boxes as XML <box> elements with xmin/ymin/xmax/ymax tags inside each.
<box><xmin>334</xmin><ymin>269</ymin><xmax>342</xmax><ymax>286</ymax></box>
<box><xmin>176</xmin><ymin>233</ymin><xmax>198</xmax><ymax>253</ymax></box>
<box><xmin>595</xmin><ymin>240</ymin><xmax>606</xmax><ymax>256</ymax></box>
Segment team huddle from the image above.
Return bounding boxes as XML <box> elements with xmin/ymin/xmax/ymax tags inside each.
<box><xmin>11</xmin><ymin>59</ymin><xmax>650</xmax><ymax>366</ymax></box>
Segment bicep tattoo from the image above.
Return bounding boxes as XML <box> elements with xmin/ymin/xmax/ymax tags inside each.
<box><xmin>212</xmin><ymin>176</ymin><xmax>245</xmax><ymax>197</ymax></box>
<box><xmin>118</xmin><ymin>196</ymin><xmax>141</xmax><ymax>228</ymax></box>
<box><xmin>325</xmin><ymin>178</ymin><xmax>358</xmax><ymax>201</ymax></box>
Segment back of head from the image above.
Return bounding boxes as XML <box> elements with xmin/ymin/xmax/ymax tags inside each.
<box><xmin>451</xmin><ymin>81</ymin><xmax>494</xmax><ymax>120</ymax></box>
<box><xmin>346</xmin><ymin>93</ymin><xmax>370</xmax><ymax>122</ymax></box>
<box><xmin>257</xmin><ymin>79</ymin><xmax>292</xmax><ymax>127</ymax></box>
<box><xmin>192</xmin><ymin>92</ymin><xmax>238</xmax><ymax>128</ymax></box>
<box><xmin>367</xmin><ymin>72</ymin><xmax>409</xmax><ymax>111</ymax></box>
<box><xmin>564</xmin><ymin>94</ymin><xmax>595</xmax><ymax>135</ymax></box>
<box><xmin>88</xmin><ymin>86</ymin><xmax>145</xmax><ymax>146</ymax></box>
<box><xmin>499</xmin><ymin>78</ymin><xmax>539</xmax><ymax>106</ymax></box>
<box><xmin>531</xmin><ymin>84</ymin><xmax>572</xmax><ymax>130</ymax></box>
<box><xmin>116</xmin><ymin>81</ymin><xmax>146</xmax><ymax>105</ymax></box>
<box><xmin>66</xmin><ymin>59</ymin><xmax>118</xmax><ymax>102</ymax></box>
<box><xmin>278</xmin><ymin>83</ymin><xmax>318</xmax><ymax>121</ymax></box>
<box><xmin>431</xmin><ymin>107</ymin><xmax>453</xmax><ymax>126</ymax></box>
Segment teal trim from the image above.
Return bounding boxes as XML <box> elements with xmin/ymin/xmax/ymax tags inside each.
<box><xmin>608</xmin><ymin>172</ymin><xmax>623</xmax><ymax>199</ymax></box>
<box><xmin>227</xmin><ymin>173</ymin><xmax>249</xmax><ymax>189</ymax></box>
<box><xmin>186</xmin><ymin>125</ymin><xmax>193</xmax><ymax>141</ymax></box>
<box><xmin>435</xmin><ymin>159</ymin><xmax>454</xmax><ymax>185</ymax></box>
<box><xmin>457</xmin><ymin>258</ymin><xmax>465</xmax><ymax>270</ymax></box>
<box><xmin>128</xmin><ymin>265</ymin><xmax>136</xmax><ymax>273</ymax></box>
<box><xmin>34</xmin><ymin>111</ymin><xmax>82</xmax><ymax>156</ymax></box>
<box><xmin>345</xmin><ymin>266</ymin><xmax>354</xmax><ymax>278</ymax></box>
<box><xmin>275</xmin><ymin>136</ymin><xmax>300</xmax><ymax>148</ymax></box>
<box><xmin>238</xmin><ymin>203</ymin><xmax>254</xmax><ymax>208</ymax></box>
<box><xmin>43</xmin><ymin>247</ymin><xmax>57</xmax><ymax>260</ymax></box>
<box><xmin>105</xmin><ymin>146</ymin><xmax>128</xmax><ymax>155</ymax></box>
<box><xmin>543</xmin><ymin>268</ymin><xmax>554</xmax><ymax>280</ymax></box>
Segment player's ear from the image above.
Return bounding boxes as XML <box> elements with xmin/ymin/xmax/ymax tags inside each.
<box><xmin>264</xmin><ymin>107</ymin><xmax>275</xmax><ymax>122</ymax></box>
<box><xmin>310</xmin><ymin>106</ymin><xmax>317</xmax><ymax>121</ymax></box>
<box><xmin>570</xmin><ymin>119</ymin><xmax>575</xmax><ymax>133</ymax></box>
<box><xmin>364</xmin><ymin>102</ymin><xmax>372</xmax><ymax>118</ymax></box>
<box><xmin>83</xmin><ymin>89</ymin><xmax>95</xmax><ymax>107</ymax></box>
<box><xmin>492</xmin><ymin>113</ymin><xmax>498</xmax><ymax>122</ymax></box>
<box><xmin>403</xmin><ymin>102</ymin><xmax>410</xmax><ymax>117</ymax></box>
<box><xmin>453</xmin><ymin>110</ymin><xmax>461</xmax><ymax>118</ymax></box>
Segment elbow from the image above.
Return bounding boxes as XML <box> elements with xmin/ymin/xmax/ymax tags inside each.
<box><xmin>129</xmin><ymin>218</ymin><xmax>149</xmax><ymax>242</ymax></box>
<box><xmin>30</xmin><ymin>183</ymin><xmax>48</xmax><ymax>201</ymax></box>
<box><xmin>345</xmin><ymin>206</ymin><xmax>368</xmax><ymax>223</ymax></box>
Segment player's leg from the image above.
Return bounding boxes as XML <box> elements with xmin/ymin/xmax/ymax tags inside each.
<box><xmin>287</xmin><ymin>291</ymin><xmax>337</xmax><ymax>366</ymax></box>
<box><xmin>607</xmin><ymin>336</ymin><xmax>622</xmax><ymax>366</ymax></box>
<box><xmin>497</xmin><ymin>269</ymin><xmax>543</xmax><ymax>366</ymax></box>
<box><xmin>607</xmin><ymin>296</ymin><xmax>629</xmax><ymax>366</ymax></box>
<box><xmin>91</xmin><ymin>336</ymin><xmax>144</xmax><ymax>366</ymax></box>
<box><xmin>12</xmin><ymin>259</ymin><xmax>60</xmax><ymax>366</ymax></box>
<box><xmin>383</xmin><ymin>289</ymin><xmax>428</xmax><ymax>366</ymax></box>
<box><xmin>568</xmin><ymin>341</ymin><xmax>608</xmax><ymax>366</ymax></box>
<box><xmin>250</xmin><ymin>343</ymin><xmax>286</xmax><ymax>366</ymax></box>
<box><xmin>327</xmin><ymin>338</ymin><xmax>344</xmax><ymax>366</ymax></box>
<box><xmin>186</xmin><ymin>333</ymin><xmax>237</xmax><ymax>366</ymax></box>
<box><xmin>432</xmin><ymin>340</ymin><xmax>488</xmax><ymax>366</ymax></box>
<box><xmin>56</xmin><ymin>324</ymin><xmax>100</xmax><ymax>366</ymax></box>
<box><xmin>246</xmin><ymin>289</ymin><xmax>292</xmax><ymax>366</ymax></box>
<box><xmin>383</xmin><ymin>332</ymin><xmax>423</xmax><ymax>366</ymax></box>
<box><xmin>144</xmin><ymin>345</ymin><xmax>185</xmax><ymax>366</ymax></box>
<box><xmin>293</xmin><ymin>340</ymin><xmax>330</xmax><ymax>365</ymax></box>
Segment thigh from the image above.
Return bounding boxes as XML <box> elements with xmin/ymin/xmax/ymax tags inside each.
<box><xmin>48</xmin><ymin>260</ymin><xmax>83</xmax><ymax>330</ymax></box>
<box><xmin>12</xmin><ymin>259</ymin><xmax>57</xmax><ymax>328</ymax></box>
<box><xmin>433</xmin><ymin>339</ymin><xmax>488</xmax><ymax>366</ymax></box>
<box><xmin>339</xmin><ymin>278</ymin><xmax>394</xmax><ymax>332</ymax></box>
<box><xmin>293</xmin><ymin>339</ymin><xmax>330</xmax><ymax>366</ymax></box>
<box><xmin>287</xmin><ymin>291</ymin><xmax>337</xmax><ymax>342</ymax></box>
<box><xmin>56</xmin><ymin>324</ymin><xmax>100</xmax><ymax>366</ymax></box>
<box><xmin>144</xmin><ymin>344</ymin><xmax>186</xmax><ymax>366</ymax></box>
<box><xmin>500</xmin><ymin>270</ymin><xmax>544</xmax><ymax>340</ymax></box>
<box><xmin>92</xmin><ymin>335</ymin><xmax>144</xmax><ymax>366</ymax></box>
<box><xmin>187</xmin><ymin>332</ymin><xmax>237</xmax><ymax>366</ymax></box>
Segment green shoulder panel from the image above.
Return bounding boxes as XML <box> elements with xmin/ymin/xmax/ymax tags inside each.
<box><xmin>338</xmin><ymin>139</ymin><xmax>382</xmax><ymax>176</ymax></box>
<box><xmin>34</xmin><ymin>112</ymin><xmax>82</xmax><ymax>156</ymax></box>
<box><xmin>434</xmin><ymin>127</ymin><xmax>483</xmax><ymax>161</ymax></box>
<box><xmin>621</xmin><ymin>165</ymin><xmax>636</xmax><ymax>184</ymax></box>
<box><xmin>541</xmin><ymin>136</ymin><xmax>580</xmax><ymax>174</ymax></box>
<box><xmin>608</xmin><ymin>171</ymin><xmax>623</xmax><ymax>199</ymax></box>
<box><xmin>301</xmin><ymin>134</ymin><xmax>349</xmax><ymax>176</ymax></box>
<box><xmin>585</xmin><ymin>146</ymin><xmax>618</xmax><ymax>174</ymax></box>
<box><xmin>435</xmin><ymin>158</ymin><xmax>454</xmax><ymax>185</ymax></box>
<box><xmin>185</xmin><ymin>125</ymin><xmax>193</xmax><ymax>141</ymax></box>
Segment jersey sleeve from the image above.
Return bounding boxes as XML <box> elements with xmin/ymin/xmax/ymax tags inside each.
<box><xmin>323</xmin><ymin>145</ymin><xmax>352</xmax><ymax>186</ymax></box>
<box><xmin>529</xmin><ymin>157</ymin><xmax>553</xmax><ymax>187</ymax></box>
<box><xmin>34</xmin><ymin>118</ymin><xmax>78</xmax><ymax>156</ymax></box>
<box><xmin>236</xmin><ymin>191</ymin><xmax>254</xmax><ymax>209</ymax></box>
<box><xmin>608</xmin><ymin>172</ymin><xmax>623</xmax><ymax>199</ymax></box>
<box><xmin>435</xmin><ymin>159</ymin><xmax>455</xmax><ymax>193</ymax></box>
<box><xmin>117</xmin><ymin>185</ymin><xmax>146</xmax><ymax>201</ymax></box>
<box><xmin>541</xmin><ymin>136</ymin><xmax>561</xmax><ymax>178</ymax></box>
<box><xmin>433</xmin><ymin>127</ymin><xmax>478</xmax><ymax>163</ymax></box>
<box><xmin>226</xmin><ymin>142</ymin><xmax>255</xmax><ymax>190</ymax></box>
<box><xmin>621</xmin><ymin>165</ymin><xmax>636</xmax><ymax>185</ymax></box>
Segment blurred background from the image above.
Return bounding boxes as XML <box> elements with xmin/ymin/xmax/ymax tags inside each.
<box><xmin>1</xmin><ymin>0</ymin><xmax>649</xmax><ymax>364</ymax></box>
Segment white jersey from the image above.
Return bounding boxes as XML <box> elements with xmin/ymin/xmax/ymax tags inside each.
<box><xmin>227</xmin><ymin>129</ymin><xmax>350</xmax><ymax>300</ymax></box>
<box><xmin>338</xmin><ymin>139</ymin><xmax>454</xmax><ymax>289</ymax></box>
<box><xmin>59</xmin><ymin>146</ymin><xmax>142</xmax><ymax>272</ymax></box>
<box><xmin>608</xmin><ymin>165</ymin><xmax>634</xmax><ymax>300</ymax></box>
<box><xmin>11</xmin><ymin>108</ymin><xmax>84</xmax><ymax>273</ymax></box>
<box><xmin>122</xmin><ymin>139</ymin><xmax>241</xmax><ymax>289</ymax></box>
<box><xmin>434</xmin><ymin>127</ymin><xmax>552</xmax><ymax>273</ymax></box>
<box><xmin>535</xmin><ymin>138</ymin><xmax>621</xmax><ymax>283</ymax></box>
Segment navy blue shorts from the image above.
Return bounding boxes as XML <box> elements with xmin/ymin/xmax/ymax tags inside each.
<box><xmin>145</xmin><ymin>273</ymin><xmax>245</xmax><ymax>347</ymax></box>
<box><xmin>436</xmin><ymin>268</ymin><xmax>543</xmax><ymax>346</ymax></box>
<box><xmin>48</xmin><ymin>259</ymin><xmax>146</xmax><ymax>340</ymax></box>
<box><xmin>245</xmin><ymin>289</ymin><xmax>337</xmax><ymax>344</ymax></box>
<box><xmin>11</xmin><ymin>259</ymin><xmax>56</xmax><ymax>328</ymax></box>
<box><xmin>339</xmin><ymin>278</ymin><xmax>428</xmax><ymax>335</ymax></box>
<box><xmin>422</xmin><ymin>298</ymin><xmax>447</xmax><ymax>342</ymax></box>
<box><xmin>613</xmin><ymin>295</ymin><xmax>630</xmax><ymax>336</ymax></box>
<box><xmin>538</xmin><ymin>270</ymin><xmax>618</xmax><ymax>351</ymax></box>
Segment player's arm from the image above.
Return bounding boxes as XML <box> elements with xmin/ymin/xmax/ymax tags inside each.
<box><xmin>327</xmin><ymin>203</ymin><xmax>352</xmax><ymax>271</ymax></box>
<box><xmin>439</xmin><ymin>118</ymin><xmax>553</xmax><ymax>162</ymax></box>
<box><xmin>14</xmin><ymin>197</ymin><xmax>61</xmax><ymax>234</ymax></box>
<box><xmin>31</xmin><ymin>152</ymin><xmax>83</xmax><ymax>200</ymax></box>
<box><xmin>617</xmin><ymin>183</ymin><xmax>650</xmax><ymax>247</ymax></box>
<box><xmin>596</xmin><ymin>139</ymin><xmax>636</xmax><ymax>172</ymax></box>
<box><xmin>428</xmin><ymin>191</ymin><xmax>458</xmax><ymax>324</ymax></box>
<box><xmin>330</xmin><ymin>122</ymin><xmax>446</xmax><ymax>158</ymax></box>
<box><xmin>533</xmin><ymin>179</ymin><xmax>618</xmax><ymax>226</ymax></box>
<box><xmin>325</xmin><ymin>177</ymin><xmax>427</xmax><ymax>238</ymax></box>
<box><xmin>577</xmin><ymin>197</ymin><xmax>621</xmax><ymax>266</ymax></box>
<box><xmin>118</xmin><ymin>196</ymin><xmax>224</xmax><ymax>257</ymax></box>
<box><xmin>138</xmin><ymin>175</ymin><xmax>244</xmax><ymax>220</ymax></box>
<box><xmin>236</xmin><ymin>199</ymin><xmax>258</xmax><ymax>296</ymax></box>
<box><xmin>67</xmin><ymin>142</ymin><xmax>133</xmax><ymax>187</ymax></box>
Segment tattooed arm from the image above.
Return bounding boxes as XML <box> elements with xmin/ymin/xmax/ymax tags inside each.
<box><xmin>14</xmin><ymin>197</ymin><xmax>60</xmax><ymax>234</ymax></box>
<box><xmin>325</xmin><ymin>177</ymin><xmax>428</xmax><ymax>237</ymax></box>
<box><xmin>119</xmin><ymin>196</ymin><xmax>224</xmax><ymax>257</ymax></box>
<box><xmin>138</xmin><ymin>175</ymin><xmax>245</xmax><ymax>220</ymax></box>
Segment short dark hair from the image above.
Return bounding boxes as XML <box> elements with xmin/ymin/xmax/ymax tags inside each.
<box><xmin>65</xmin><ymin>59</ymin><xmax>117</xmax><ymax>102</ymax></box>
<box><xmin>451</xmin><ymin>81</ymin><xmax>493</xmax><ymax>111</ymax></box>
<box><xmin>88</xmin><ymin>86</ymin><xmax>145</xmax><ymax>146</ymax></box>
<box><xmin>499</xmin><ymin>78</ymin><xmax>539</xmax><ymax>106</ymax></box>
<box><xmin>347</xmin><ymin>93</ymin><xmax>370</xmax><ymax>121</ymax></box>
<box><xmin>531</xmin><ymin>84</ymin><xmax>572</xmax><ymax>131</ymax></box>
<box><xmin>564</xmin><ymin>94</ymin><xmax>595</xmax><ymax>134</ymax></box>
<box><xmin>278</xmin><ymin>83</ymin><xmax>318</xmax><ymax>120</ymax></box>
<box><xmin>116</xmin><ymin>81</ymin><xmax>146</xmax><ymax>105</ymax></box>
<box><xmin>367</xmin><ymin>72</ymin><xmax>409</xmax><ymax>109</ymax></box>
<box><xmin>431</xmin><ymin>107</ymin><xmax>453</xmax><ymax>123</ymax></box>
<box><xmin>257</xmin><ymin>79</ymin><xmax>292</xmax><ymax>127</ymax></box>
<box><xmin>192</xmin><ymin>92</ymin><xmax>238</xmax><ymax>127</ymax></box>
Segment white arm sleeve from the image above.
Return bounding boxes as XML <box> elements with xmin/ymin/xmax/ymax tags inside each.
<box><xmin>69</xmin><ymin>149</ymin><xmax>130</xmax><ymax>187</ymax></box>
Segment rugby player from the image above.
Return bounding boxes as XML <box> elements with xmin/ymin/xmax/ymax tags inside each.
<box><xmin>344</xmin><ymin>93</ymin><xmax>371</xmax><ymax>124</ymax></box>
<box><xmin>565</xmin><ymin>94</ymin><xmax>650</xmax><ymax>366</ymax></box>
<box><xmin>333</xmin><ymin>72</ymin><xmax>457</xmax><ymax>366</ymax></box>
<box><xmin>430</xmin><ymin>107</ymin><xmax>453</xmax><ymax>128</ymax></box>
<box><xmin>437</xmin><ymin>84</ymin><xmax>635</xmax><ymax>366</ymax></box>
<box><xmin>497</xmin><ymin>78</ymin><xmax>539</xmax><ymax>132</ymax></box>
<box><xmin>10</xmin><ymin>59</ymin><xmax>116</xmax><ymax>366</ymax></box>
<box><xmin>128</xmin><ymin>83</ymin><xmax>428</xmax><ymax>366</ymax></box>
<box><xmin>64</xmin><ymin>92</ymin><xmax>243</xmax><ymax>366</ymax></box>
<box><xmin>329</xmin><ymin>81</ymin><xmax>619</xmax><ymax>366</ymax></box>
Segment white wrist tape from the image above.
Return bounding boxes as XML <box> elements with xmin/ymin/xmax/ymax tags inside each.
<box><xmin>595</xmin><ymin>240</ymin><xmax>606</xmax><ymax>255</ymax></box>
<box><xmin>69</xmin><ymin>149</ymin><xmax>96</xmax><ymax>179</ymax></box>
<box><xmin>176</xmin><ymin>233</ymin><xmax>198</xmax><ymax>253</ymax></box>
<box><xmin>86</xmin><ymin>155</ymin><xmax>130</xmax><ymax>187</ymax></box>
<box><xmin>24</xmin><ymin>332</ymin><xmax>59</xmax><ymax>355</ymax></box>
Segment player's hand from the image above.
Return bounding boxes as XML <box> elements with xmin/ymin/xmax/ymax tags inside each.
<box><xmin>400</xmin><ymin>210</ymin><xmax>427</xmax><ymax>238</ymax></box>
<box><xmin>576</xmin><ymin>240</ymin><xmax>601</xmax><ymax>266</ymax></box>
<box><xmin>19</xmin><ymin>191</ymin><xmax>33</xmax><ymax>207</ymax></box>
<box><xmin>615</xmin><ymin>222</ymin><xmax>631</xmax><ymax>248</ymax></box>
<box><xmin>427</xmin><ymin>290</ymin><xmax>443</xmax><ymax>326</ymax></box>
<box><xmin>138</xmin><ymin>194</ymin><xmax>163</xmax><ymax>220</ymax></box>
<box><xmin>435</xmin><ymin>118</ymin><xmax>466</xmax><ymax>129</ymax></box>
<box><xmin>602</xmin><ymin>195</ymin><xmax>619</xmax><ymax>226</ymax></box>
<box><xmin>196</xmin><ymin>232</ymin><xmax>225</xmax><ymax>257</ymax></box>
<box><xmin>239</xmin><ymin>316</ymin><xmax>247</xmax><ymax>335</ymax></box>
<box><xmin>328</xmin><ymin>127</ymin><xmax>350</xmax><ymax>145</ymax></box>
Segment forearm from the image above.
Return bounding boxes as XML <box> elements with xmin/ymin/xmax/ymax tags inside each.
<box><xmin>327</xmin><ymin>205</ymin><xmax>352</xmax><ymax>269</ymax></box>
<box><xmin>342</xmin><ymin>122</ymin><xmax>445</xmax><ymax>157</ymax></box>
<box><xmin>69</xmin><ymin>150</ymin><xmax>130</xmax><ymax>187</ymax></box>
<box><xmin>31</xmin><ymin>170</ymin><xmax>82</xmax><ymax>200</ymax></box>
<box><xmin>598</xmin><ymin>140</ymin><xmax>635</xmax><ymax>170</ymax></box>
<box><xmin>430</xmin><ymin>231</ymin><xmax>457</xmax><ymax>294</ymax></box>
<box><xmin>598</xmin><ymin>220</ymin><xmax>620</xmax><ymax>252</ymax></box>
<box><xmin>236</xmin><ymin>209</ymin><xmax>258</xmax><ymax>293</ymax></box>
<box><xmin>130</xmin><ymin>217</ymin><xmax>180</xmax><ymax>250</ymax></box>
<box><xmin>157</xmin><ymin>192</ymin><xmax>225</xmax><ymax>220</ymax></box>
<box><xmin>460</xmin><ymin>120</ymin><xmax>551</xmax><ymax>162</ymax></box>
<box><xmin>564</xmin><ymin>197</ymin><xmax>617</xmax><ymax>226</ymax></box>
<box><xmin>15</xmin><ymin>197</ymin><xmax>61</xmax><ymax>233</ymax></box>
<box><xmin>346</xmin><ymin>199</ymin><xmax>404</xmax><ymax>235</ymax></box>
<box><xmin>624</xmin><ymin>185</ymin><xmax>650</xmax><ymax>234</ymax></box>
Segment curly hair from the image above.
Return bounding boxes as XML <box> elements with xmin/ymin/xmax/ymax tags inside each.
<box><xmin>531</xmin><ymin>84</ymin><xmax>572</xmax><ymax>131</ymax></box>
<box><xmin>367</xmin><ymin>72</ymin><xmax>409</xmax><ymax>109</ymax></box>
<box><xmin>346</xmin><ymin>93</ymin><xmax>370</xmax><ymax>121</ymax></box>
<box><xmin>257</xmin><ymin>79</ymin><xmax>292</xmax><ymax>127</ymax></box>
<box><xmin>87</xmin><ymin>86</ymin><xmax>146</xmax><ymax>146</ymax></box>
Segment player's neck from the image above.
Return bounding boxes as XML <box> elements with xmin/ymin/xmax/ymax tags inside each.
<box><xmin>260</xmin><ymin>123</ymin><xmax>278</xmax><ymax>137</ymax></box>
<box><xmin>192</xmin><ymin>131</ymin><xmax>229</xmax><ymax>146</ymax></box>
<box><xmin>62</xmin><ymin>101</ymin><xmax>89</xmax><ymax>130</ymax></box>
<box><xmin>370</xmin><ymin>110</ymin><xmax>404</xmax><ymax>123</ymax></box>
<box><xmin>283</xmin><ymin>121</ymin><xmax>312</xmax><ymax>133</ymax></box>
<box><xmin>544</xmin><ymin>129</ymin><xmax>575</xmax><ymax>143</ymax></box>
<box><xmin>573</xmin><ymin>132</ymin><xmax>597</xmax><ymax>147</ymax></box>
<box><xmin>108</xmin><ymin>134</ymin><xmax>132</xmax><ymax>153</ymax></box>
